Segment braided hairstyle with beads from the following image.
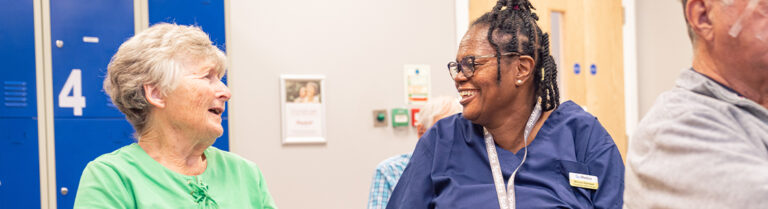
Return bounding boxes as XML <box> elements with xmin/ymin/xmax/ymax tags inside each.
<box><xmin>474</xmin><ymin>0</ymin><xmax>559</xmax><ymax>111</ymax></box>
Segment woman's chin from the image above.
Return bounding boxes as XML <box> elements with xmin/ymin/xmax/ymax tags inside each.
<box><xmin>461</xmin><ymin>111</ymin><xmax>480</xmax><ymax>122</ymax></box>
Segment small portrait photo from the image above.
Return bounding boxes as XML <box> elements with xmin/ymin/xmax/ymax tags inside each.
<box><xmin>280</xmin><ymin>75</ymin><xmax>326</xmax><ymax>144</ymax></box>
<box><xmin>285</xmin><ymin>80</ymin><xmax>322</xmax><ymax>104</ymax></box>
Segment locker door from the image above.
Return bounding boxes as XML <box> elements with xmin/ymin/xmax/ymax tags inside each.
<box><xmin>49</xmin><ymin>0</ymin><xmax>135</xmax><ymax>208</ymax></box>
<box><xmin>148</xmin><ymin>0</ymin><xmax>230</xmax><ymax>151</ymax></box>
<box><xmin>0</xmin><ymin>0</ymin><xmax>41</xmax><ymax>208</ymax></box>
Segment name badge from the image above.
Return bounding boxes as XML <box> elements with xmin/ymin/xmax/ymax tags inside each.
<box><xmin>569</xmin><ymin>172</ymin><xmax>599</xmax><ymax>190</ymax></box>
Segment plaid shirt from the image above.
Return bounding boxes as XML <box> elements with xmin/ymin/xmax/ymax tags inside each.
<box><xmin>367</xmin><ymin>153</ymin><xmax>412</xmax><ymax>209</ymax></box>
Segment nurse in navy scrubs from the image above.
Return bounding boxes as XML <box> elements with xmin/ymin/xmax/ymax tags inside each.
<box><xmin>386</xmin><ymin>0</ymin><xmax>624</xmax><ymax>208</ymax></box>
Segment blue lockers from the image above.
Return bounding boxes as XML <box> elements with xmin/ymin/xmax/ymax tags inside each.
<box><xmin>49</xmin><ymin>0</ymin><xmax>230</xmax><ymax>208</ymax></box>
<box><xmin>0</xmin><ymin>0</ymin><xmax>41</xmax><ymax>208</ymax></box>
<box><xmin>149</xmin><ymin>0</ymin><xmax>227</xmax><ymax>52</ymax></box>
<box><xmin>50</xmin><ymin>0</ymin><xmax>136</xmax><ymax>207</ymax></box>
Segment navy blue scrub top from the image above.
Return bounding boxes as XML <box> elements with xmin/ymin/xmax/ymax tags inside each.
<box><xmin>386</xmin><ymin>101</ymin><xmax>624</xmax><ymax>209</ymax></box>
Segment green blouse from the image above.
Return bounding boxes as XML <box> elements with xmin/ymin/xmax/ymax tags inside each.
<box><xmin>73</xmin><ymin>143</ymin><xmax>277</xmax><ymax>209</ymax></box>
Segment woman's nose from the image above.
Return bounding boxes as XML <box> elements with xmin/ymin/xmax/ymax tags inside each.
<box><xmin>453</xmin><ymin>70</ymin><xmax>469</xmax><ymax>82</ymax></box>
<box><xmin>216</xmin><ymin>81</ymin><xmax>232</xmax><ymax>101</ymax></box>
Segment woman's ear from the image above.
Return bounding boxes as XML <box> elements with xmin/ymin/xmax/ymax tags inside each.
<box><xmin>515</xmin><ymin>55</ymin><xmax>536</xmax><ymax>86</ymax></box>
<box><xmin>143</xmin><ymin>84</ymin><xmax>166</xmax><ymax>108</ymax></box>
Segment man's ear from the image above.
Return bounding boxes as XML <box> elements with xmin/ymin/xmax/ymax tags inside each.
<box><xmin>687</xmin><ymin>0</ymin><xmax>714</xmax><ymax>41</ymax></box>
<box><xmin>144</xmin><ymin>84</ymin><xmax>166</xmax><ymax>108</ymax></box>
<box><xmin>515</xmin><ymin>55</ymin><xmax>536</xmax><ymax>86</ymax></box>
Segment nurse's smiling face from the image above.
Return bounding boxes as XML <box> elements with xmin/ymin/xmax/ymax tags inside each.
<box><xmin>454</xmin><ymin>24</ymin><xmax>531</xmax><ymax>125</ymax></box>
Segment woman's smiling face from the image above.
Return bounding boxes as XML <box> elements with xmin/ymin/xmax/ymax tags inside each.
<box><xmin>454</xmin><ymin>24</ymin><xmax>529</xmax><ymax>125</ymax></box>
<box><xmin>161</xmin><ymin>58</ymin><xmax>231</xmax><ymax>139</ymax></box>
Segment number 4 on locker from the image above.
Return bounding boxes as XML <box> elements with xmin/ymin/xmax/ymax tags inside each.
<box><xmin>59</xmin><ymin>69</ymin><xmax>86</xmax><ymax>116</ymax></box>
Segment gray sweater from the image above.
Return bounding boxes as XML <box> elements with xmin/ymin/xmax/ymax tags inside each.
<box><xmin>624</xmin><ymin>69</ymin><xmax>768</xmax><ymax>209</ymax></box>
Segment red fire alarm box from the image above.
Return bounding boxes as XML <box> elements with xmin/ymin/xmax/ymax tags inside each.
<box><xmin>411</xmin><ymin>108</ymin><xmax>420</xmax><ymax>127</ymax></box>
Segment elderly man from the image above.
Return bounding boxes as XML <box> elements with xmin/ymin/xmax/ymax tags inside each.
<box><xmin>366</xmin><ymin>96</ymin><xmax>461</xmax><ymax>209</ymax></box>
<box><xmin>624</xmin><ymin>0</ymin><xmax>768</xmax><ymax>208</ymax></box>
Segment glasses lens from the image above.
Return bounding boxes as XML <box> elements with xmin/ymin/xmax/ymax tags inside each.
<box><xmin>460</xmin><ymin>57</ymin><xmax>474</xmax><ymax>78</ymax></box>
<box><xmin>447</xmin><ymin>62</ymin><xmax>459</xmax><ymax>78</ymax></box>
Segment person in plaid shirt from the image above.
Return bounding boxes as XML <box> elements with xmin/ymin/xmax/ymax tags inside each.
<box><xmin>367</xmin><ymin>96</ymin><xmax>461</xmax><ymax>209</ymax></box>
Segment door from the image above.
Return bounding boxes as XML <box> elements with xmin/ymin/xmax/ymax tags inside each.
<box><xmin>467</xmin><ymin>0</ymin><xmax>627</xmax><ymax>158</ymax></box>
<box><xmin>49</xmin><ymin>0</ymin><xmax>135</xmax><ymax>208</ymax></box>
<box><xmin>0</xmin><ymin>0</ymin><xmax>41</xmax><ymax>208</ymax></box>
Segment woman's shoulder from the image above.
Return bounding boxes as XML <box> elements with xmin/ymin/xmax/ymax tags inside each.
<box><xmin>80</xmin><ymin>143</ymin><xmax>148</xmax><ymax>185</ymax></box>
<box><xmin>546</xmin><ymin>101</ymin><xmax>608</xmax><ymax>135</ymax></box>
<box><xmin>205</xmin><ymin>147</ymin><xmax>264</xmax><ymax>173</ymax></box>
<box><xmin>546</xmin><ymin>101</ymin><xmax>616</xmax><ymax>154</ymax></box>
<box><xmin>88</xmin><ymin>143</ymin><xmax>144</xmax><ymax>167</ymax></box>
<box><xmin>417</xmin><ymin>113</ymin><xmax>479</xmax><ymax>153</ymax></box>
<box><xmin>547</xmin><ymin>101</ymin><xmax>599</xmax><ymax>125</ymax></box>
<box><xmin>432</xmin><ymin>113</ymin><xmax>474</xmax><ymax>133</ymax></box>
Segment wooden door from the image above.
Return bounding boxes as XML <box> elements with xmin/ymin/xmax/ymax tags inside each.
<box><xmin>467</xmin><ymin>0</ymin><xmax>626</xmax><ymax>159</ymax></box>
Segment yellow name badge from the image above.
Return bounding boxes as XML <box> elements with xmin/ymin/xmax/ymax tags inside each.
<box><xmin>569</xmin><ymin>172</ymin><xmax>599</xmax><ymax>190</ymax></box>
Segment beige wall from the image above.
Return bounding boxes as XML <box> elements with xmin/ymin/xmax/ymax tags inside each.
<box><xmin>227</xmin><ymin>0</ymin><xmax>458</xmax><ymax>208</ymax></box>
<box><xmin>635</xmin><ymin>0</ymin><xmax>693</xmax><ymax>117</ymax></box>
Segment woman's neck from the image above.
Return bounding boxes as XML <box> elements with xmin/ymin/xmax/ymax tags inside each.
<box><xmin>138</xmin><ymin>125</ymin><xmax>212</xmax><ymax>176</ymax></box>
<box><xmin>485</xmin><ymin>107</ymin><xmax>552</xmax><ymax>153</ymax></box>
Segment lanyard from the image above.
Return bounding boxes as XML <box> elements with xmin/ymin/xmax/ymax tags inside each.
<box><xmin>484</xmin><ymin>102</ymin><xmax>542</xmax><ymax>209</ymax></box>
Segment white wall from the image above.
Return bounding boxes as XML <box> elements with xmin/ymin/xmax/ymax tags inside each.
<box><xmin>636</xmin><ymin>0</ymin><xmax>693</xmax><ymax>117</ymax></box>
<box><xmin>227</xmin><ymin>0</ymin><xmax>458</xmax><ymax>208</ymax></box>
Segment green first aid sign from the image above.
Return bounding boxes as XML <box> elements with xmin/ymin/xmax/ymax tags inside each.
<box><xmin>391</xmin><ymin>108</ymin><xmax>409</xmax><ymax>127</ymax></box>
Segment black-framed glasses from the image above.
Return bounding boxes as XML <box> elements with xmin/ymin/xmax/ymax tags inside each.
<box><xmin>447</xmin><ymin>52</ymin><xmax>521</xmax><ymax>79</ymax></box>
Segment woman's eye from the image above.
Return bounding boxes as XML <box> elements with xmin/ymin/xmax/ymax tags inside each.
<box><xmin>205</xmin><ymin>73</ymin><xmax>218</xmax><ymax>80</ymax></box>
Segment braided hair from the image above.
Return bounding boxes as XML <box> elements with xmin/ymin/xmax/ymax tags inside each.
<box><xmin>473</xmin><ymin>0</ymin><xmax>559</xmax><ymax>111</ymax></box>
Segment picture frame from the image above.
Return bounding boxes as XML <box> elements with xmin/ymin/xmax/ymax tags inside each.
<box><xmin>279</xmin><ymin>74</ymin><xmax>327</xmax><ymax>144</ymax></box>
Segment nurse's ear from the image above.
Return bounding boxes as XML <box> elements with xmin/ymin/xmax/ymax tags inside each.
<box><xmin>144</xmin><ymin>84</ymin><xmax>166</xmax><ymax>108</ymax></box>
<box><xmin>514</xmin><ymin>55</ymin><xmax>536</xmax><ymax>87</ymax></box>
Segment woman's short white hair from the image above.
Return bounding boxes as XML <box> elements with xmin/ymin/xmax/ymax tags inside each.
<box><xmin>417</xmin><ymin>96</ymin><xmax>463</xmax><ymax>128</ymax></box>
<box><xmin>104</xmin><ymin>23</ymin><xmax>227</xmax><ymax>135</ymax></box>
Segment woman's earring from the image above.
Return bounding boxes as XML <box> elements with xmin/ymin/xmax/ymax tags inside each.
<box><xmin>516</xmin><ymin>80</ymin><xmax>523</xmax><ymax>85</ymax></box>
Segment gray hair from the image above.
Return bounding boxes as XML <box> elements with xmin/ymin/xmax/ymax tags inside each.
<box><xmin>417</xmin><ymin>96</ymin><xmax>463</xmax><ymax>129</ymax></box>
<box><xmin>104</xmin><ymin>23</ymin><xmax>227</xmax><ymax>135</ymax></box>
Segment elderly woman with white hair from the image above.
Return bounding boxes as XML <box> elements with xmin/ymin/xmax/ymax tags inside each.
<box><xmin>73</xmin><ymin>23</ymin><xmax>277</xmax><ymax>209</ymax></box>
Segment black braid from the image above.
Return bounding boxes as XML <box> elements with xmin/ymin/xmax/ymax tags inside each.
<box><xmin>473</xmin><ymin>0</ymin><xmax>559</xmax><ymax>111</ymax></box>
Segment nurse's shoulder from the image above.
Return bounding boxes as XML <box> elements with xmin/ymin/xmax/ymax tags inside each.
<box><xmin>549</xmin><ymin>101</ymin><xmax>618</xmax><ymax>158</ymax></box>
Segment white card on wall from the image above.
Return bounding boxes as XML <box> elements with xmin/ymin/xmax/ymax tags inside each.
<box><xmin>404</xmin><ymin>65</ymin><xmax>430</xmax><ymax>105</ymax></box>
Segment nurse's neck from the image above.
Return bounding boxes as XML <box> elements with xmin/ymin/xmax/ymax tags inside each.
<box><xmin>485</xmin><ymin>106</ymin><xmax>552</xmax><ymax>153</ymax></box>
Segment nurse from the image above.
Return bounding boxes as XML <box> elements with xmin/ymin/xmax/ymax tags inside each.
<box><xmin>385</xmin><ymin>0</ymin><xmax>624</xmax><ymax>208</ymax></box>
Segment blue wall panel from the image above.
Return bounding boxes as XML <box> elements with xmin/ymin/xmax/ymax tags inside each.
<box><xmin>0</xmin><ymin>0</ymin><xmax>41</xmax><ymax>208</ymax></box>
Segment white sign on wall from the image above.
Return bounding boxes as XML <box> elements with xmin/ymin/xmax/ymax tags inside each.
<box><xmin>280</xmin><ymin>74</ymin><xmax>327</xmax><ymax>144</ymax></box>
<box><xmin>404</xmin><ymin>65</ymin><xmax>430</xmax><ymax>105</ymax></box>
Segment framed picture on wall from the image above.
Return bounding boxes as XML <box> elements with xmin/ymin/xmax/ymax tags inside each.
<box><xmin>280</xmin><ymin>75</ymin><xmax>327</xmax><ymax>144</ymax></box>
